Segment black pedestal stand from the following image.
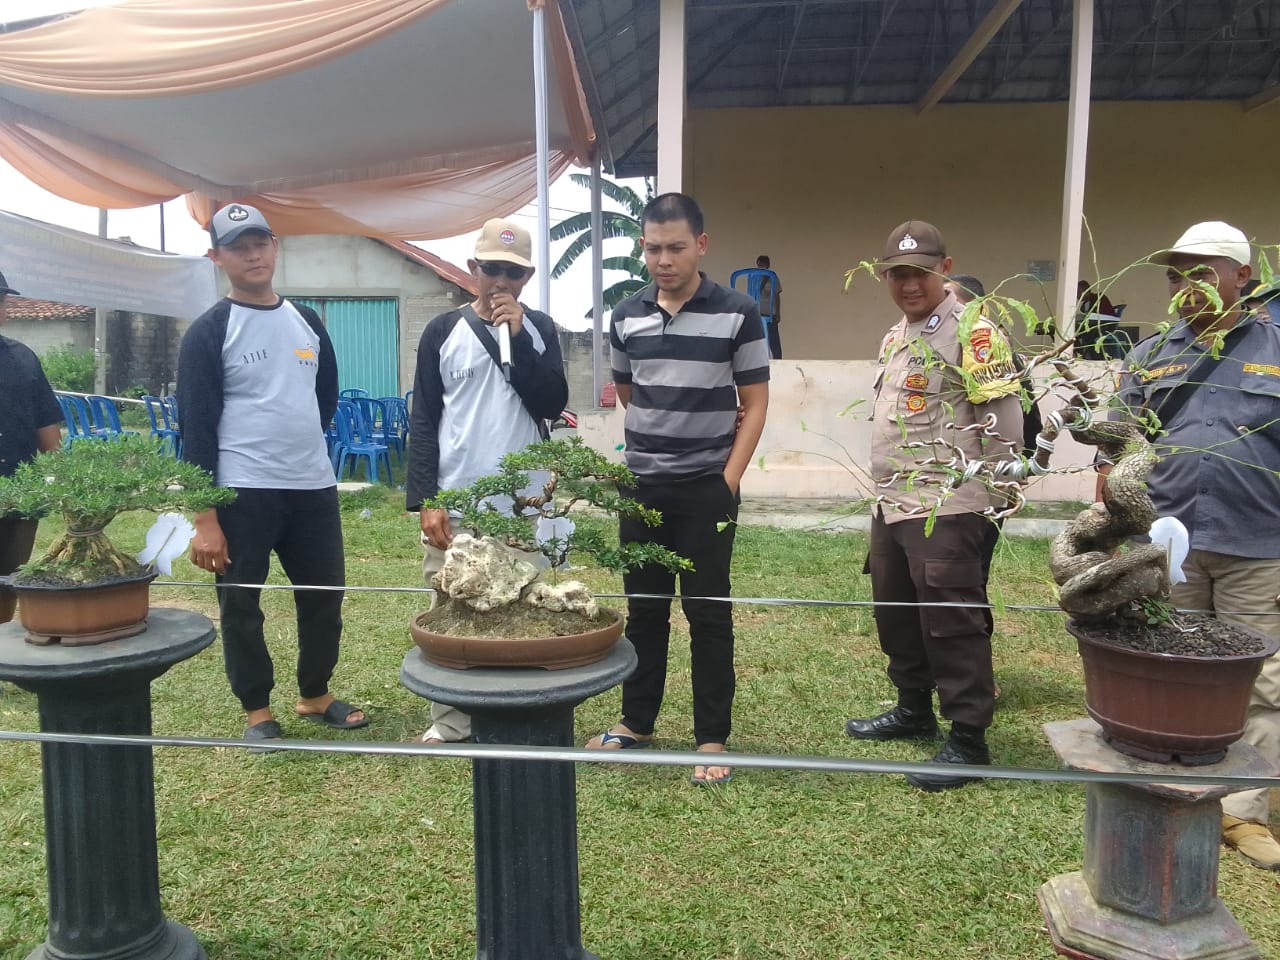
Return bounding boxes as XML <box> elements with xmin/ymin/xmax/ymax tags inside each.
<box><xmin>401</xmin><ymin>639</ymin><xmax>637</xmax><ymax>960</ymax></box>
<box><xmin>0</xmin><ymin>609</ymin><xmax>216</xmax><ymax>960</ymax></box>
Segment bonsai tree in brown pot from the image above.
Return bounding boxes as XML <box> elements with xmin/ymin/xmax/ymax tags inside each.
<box><xmin>0</xmin><ymin>433</ymin><xmax>234</xmax><ymax>645</ymax></box>
<box><xmin>411</xmin><ymin>436</ymin><xmax>689</xmax><ymax>670</ymax></box>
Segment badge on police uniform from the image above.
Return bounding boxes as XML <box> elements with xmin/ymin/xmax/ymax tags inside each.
<box><xmin>904</xmin><ymin>393</ymin><xmax>926</xmax><ymax>413</ymax></box>
<box><xmin>904</xmin><ymin>373</ymin><xmax>929</xmax><ymax>390</ymax></box>
<box><xmin>924</xmin><ymin>315</ymin><xmax>941</xmax><ymax>332</ymax></box>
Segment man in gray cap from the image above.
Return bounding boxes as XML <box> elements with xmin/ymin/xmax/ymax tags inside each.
<box><xmin>1107</xmin><ymin>220</ymin><xmax>1280</xmax><ymax>869</ymax></box>
<box><xmin>0</xmin><ymin>268</ymin><xmax>64</xmax><ymax>622</ymax></box>
<box><xmin>178</xmin><ymin>203</ymin><xmax>367</xmax><ymax>745</ymax></box>
<box><xmin>405</xmin><ymin>217</ymin><xmax>568</xmax><ymax>743</ymax></box>
<box><xmin>846</xmin><ymin>220</ymin><xmax>1023</xmax><ymax>792</ymax></box>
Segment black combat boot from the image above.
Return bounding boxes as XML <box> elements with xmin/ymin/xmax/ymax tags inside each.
<box><xmin>844</xmin><ymin>689</ymin><xmax>939</xmax><ymax>741</ymax></box>
<box><xmin>906</xmin><ymin>722</ymin><xmax>991</xmax><ymax>792</ymax></box>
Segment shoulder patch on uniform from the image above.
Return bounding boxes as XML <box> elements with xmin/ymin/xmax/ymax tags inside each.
<box><xmin>1243</xmin><ymin>363</ymin><xmax>1280</xmax><ymax>377</ymax></box>
<box><xmin>1138</xmin><ymin>362</ymin><xmax>1189</xmax><ymax>382</ymax></box>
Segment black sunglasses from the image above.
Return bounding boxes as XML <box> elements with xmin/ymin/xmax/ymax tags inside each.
<box><xmin>477</xmin><ymin>261</ymin><xmax>529</xmax><ymax>280</ymax></box>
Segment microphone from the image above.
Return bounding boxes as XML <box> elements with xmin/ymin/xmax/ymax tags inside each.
<box><xmin>498</xmin><ymin>321</ymin><xmax>513</xmax><ymax>383</ymax></box>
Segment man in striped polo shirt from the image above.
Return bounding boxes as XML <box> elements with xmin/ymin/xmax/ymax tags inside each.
<box><xmin>586</xmin><ymin>193</ymin><xmax>770</xmax><ymax>786</ymax></box>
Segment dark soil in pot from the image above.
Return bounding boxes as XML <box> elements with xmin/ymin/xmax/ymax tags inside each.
<box><xmin>1081</xmin><ymin>612</ymin><xmax>1268</xmax><ymax>658</ymax></box>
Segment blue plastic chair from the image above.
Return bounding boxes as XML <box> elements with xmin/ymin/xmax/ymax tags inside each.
<box><xmin>340</xmin><ymin>388</ymin><xmax>369</xmax><ymax>399</ymax></box>
<box><xmin>352</xmin><ymin>397</ymin><xmax>402</xmax><ymax>462</ymax></box>
<box><xmin>730</xmin><ymin>268</ymin><xmax>779</xmax><ymax>342</ymax></box>
<box><xmin>379</xmin><ymin>397</ymin><xmax>410</xmax><ymax>458</ymax></box>
<box><xmin>141</xmin><ymin>395</ymin><xmax>181</xmax><ymax>456</ymax></box>
<box><xmin>55</xmin><ymin>394</ymin><xmax>100</xmax><ymax>446</ymax></box>
<box><xmin>332</xmin><ymin>400</ymin><xmax>392</xmax><ymax>484</ymax></box>
<box><xmin>86</xmin><ymin>395</ymin><xmax>138</xmax><ymax>440</ymax></box>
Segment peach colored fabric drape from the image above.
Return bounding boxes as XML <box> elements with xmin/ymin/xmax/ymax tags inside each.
<box><xmin>0</xmin><ymin>0</ymin><xmax>595</xmax><ymax>240</ymax></box>
<box><xmin>0</xmin><ymin>0</ymin><xmax>450</xmax><ymax>96</ymax></box>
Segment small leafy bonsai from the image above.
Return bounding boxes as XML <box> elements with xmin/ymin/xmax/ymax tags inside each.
<box><xmin>0</xmin><ymin>434</ymin><xmax>234</xmax><ymax>585</ymax></box>
<box><xmin>422</xmin><ymin>437</ymin><xmax>690</xmax><ymax>624</ymax></box>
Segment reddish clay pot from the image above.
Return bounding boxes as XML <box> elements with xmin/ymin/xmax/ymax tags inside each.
<box><xmin>15</xmin><ymin>570</ymin><xmax>156</xmax><ymax>646</ymax></box>
<box><xmin>411</xmin><ymin>607</ymin><xmax>624</xmax><ymax>670</ymax></box>
<box><xmin>1070</xmin><ymin>620</ymin><xmax>1279</xmax><ymax>765</ymax></box>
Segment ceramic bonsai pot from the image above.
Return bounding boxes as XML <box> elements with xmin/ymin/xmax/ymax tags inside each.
<box><xmin>14</xmin><ymin>569</ymin><xmax>157</xmax><ymax>646</ymax></box>
<box><xmin>411</xmin><ymin>608</ymin><xmax>624</xmax><ymax>671</ymax></box>
<box><xmin>1069</xmin><ymin>619</ymin><xmax>1279</xmax><ymax>765</ymax></box>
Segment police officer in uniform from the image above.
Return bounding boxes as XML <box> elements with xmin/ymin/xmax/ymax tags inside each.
<box><xmin>846</xmin><ymin>221</ymin><xmax>1023</xmax><ymax>792</ymax></box>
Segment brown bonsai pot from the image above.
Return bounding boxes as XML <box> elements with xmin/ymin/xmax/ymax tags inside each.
<box><xmin>411</xmin><ymin>607</ymin><xmax>624</xmax><ymax>671</ymax></box>
<box><xmin>1069</xmin><ymin>618</ymin><xmax>1279</xmax><ymax>765</ymax></box>
<box><xmin>14</xmin><ymin>570</ymin><xmax>157</xmax><ymax>646</ymax></box>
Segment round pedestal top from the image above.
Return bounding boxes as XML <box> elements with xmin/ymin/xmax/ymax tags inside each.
<box><xmin>0</xmin><ymin>608</ymin><xmax>216</xmax><ymax>682</ymax></box>
<box><xmin>401</xmin><ymin>637</ymin><xmax>637</xmax><ymax>712</ymax></box>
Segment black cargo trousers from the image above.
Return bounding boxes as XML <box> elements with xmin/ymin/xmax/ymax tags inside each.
<box><xmin>869</xmin><ymin>509</ymin><xmax>997</xmax><ymax>729</ymax></box>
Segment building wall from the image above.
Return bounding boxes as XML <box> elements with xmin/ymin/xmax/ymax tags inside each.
<box><xmin>272</xmin><ymin>236</ymin><xmax>467</xmax><ymax>394</ymax></box>
<box><xmin>3</xmin><ymin>317</ymin><xmax>91</xmax><ymax>356</ymax></box>
<box><xmin>688</xmin><ymin>100</ymin><xmax>1280</xmax><ymax>360</ymax></box>
<box><xmin>105</xmin><ymin>311</ymin><xmax>187</xmax><ymax>395</ymax></box>
<box><xmin>577</xmin><ymin>359</ymin><xmax>1103</xmax><ymax>503</ymax></box>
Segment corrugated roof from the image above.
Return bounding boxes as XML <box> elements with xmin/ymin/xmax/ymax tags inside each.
<box><xmin>564</xmin><ymin>0</ymin><xmax>1280</xmax><ymax>177</ymax></box>
<box><xmin>377</xmin><ymin>239</ymin><xmax>479</xmax><ymax>297</ymax></box>
<box><xmin>4</xmin><ymin>296</ymin><xmax>93</xmax><ymax>320</ymax></box>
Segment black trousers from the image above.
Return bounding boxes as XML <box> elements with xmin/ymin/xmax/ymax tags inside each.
<box><xmin>619</xmin><ymin>474</ymin><xmax>739</xmax><ymax>745</ymax></box>
<box><xmin>869</xmin><ymin>510</ymin><xmax>996</xmax><ymax>729</ymax></box>
<box><xmin>215</xmin><ymin>487</ymin><xmax>345</xmax><ymax>712</ymax></box>
<box><xmin>0</xmin><ymin>516</ymin><xmax>38</xmax><ymax>623</ymax></box>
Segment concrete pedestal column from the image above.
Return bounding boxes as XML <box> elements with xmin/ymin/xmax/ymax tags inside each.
<box><xmin>0</xmin><ymin>609</ymin><xmax>216</xmax><ymax>960</ymax></box>
<box><xmin>402</xmin><ymin>638</ymin><xmax>637</xmax><ymax>960</ymax></box>
<box><xmin>1039</xmin><ymin>718</ymin><xmax>1275</xmax><ymax>960</ymax></box>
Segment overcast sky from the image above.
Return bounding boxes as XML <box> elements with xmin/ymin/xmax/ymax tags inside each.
<box><xmin>0</xmin><ymin>0</ymin><xmax>644</xmax><ymax>330</ymax></box>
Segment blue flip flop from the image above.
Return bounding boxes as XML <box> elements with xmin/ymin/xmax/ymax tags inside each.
<box><xmin>690</xmin><ymin>767</ymin><xmax>733</xmax><ymax>787</ymax></box>
<box><xmin>594</xmin><ymin>730</ymin><xmax>652</xmax><ymax>749</ymax></box>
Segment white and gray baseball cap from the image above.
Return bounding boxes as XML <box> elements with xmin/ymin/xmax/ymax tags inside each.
<box><xmin>209</xmin><ymin>203</ymin><xmax>274</xmax><ymax>247</ymax></box>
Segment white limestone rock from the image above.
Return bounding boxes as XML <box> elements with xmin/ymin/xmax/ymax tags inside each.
<box><xmin>523</xmin><ymin>580</ymin><xmax>599</xmax><ymax>619</ymax></box>
<box><xmin>436</xmin><ymin>534</ymin><xmax>541</xmax><ymax>612</ymax></box>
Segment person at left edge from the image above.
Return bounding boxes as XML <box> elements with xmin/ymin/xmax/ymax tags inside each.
<box><xmin>0</xmin><ymin>268</ymin><xmax>63</xmax><ymax>623</ymax></box>
<box><xmin>178</xmin><ymin>203</ymin><xmax>368</xmax><ymax>745</ymax></box>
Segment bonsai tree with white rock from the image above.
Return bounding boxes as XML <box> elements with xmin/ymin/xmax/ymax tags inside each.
<box><xmin>419</xmin><ymin>436</ymin><xmax>689</xmax><ymax>638</ymax></box>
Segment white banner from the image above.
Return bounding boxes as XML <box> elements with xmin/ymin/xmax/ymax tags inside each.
<box><xmin>0</xmin><ymin>210</ymin><xmax>216</xmax><ymax>319</ymax></box>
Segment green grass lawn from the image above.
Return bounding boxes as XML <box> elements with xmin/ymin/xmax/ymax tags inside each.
<box><xmin>2</xmin><ymin>484</ymin><xmax>1277</xmax><ymax>959</ymax></box>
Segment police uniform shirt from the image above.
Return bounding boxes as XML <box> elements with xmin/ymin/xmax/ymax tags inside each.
<box><xmin>0</xmin><ymin>335</ymin><xmax>62</xmax><ymax>478</ymax></box>
<box><xmin>1116</xmin><ymin>311</ymin><xmax>1280</xmax><ymax>559</ymax></box>
<box><xmin>870</xmin><ymin>292</ymin><xmax>1023</xmax><ymax>523</ymax></box>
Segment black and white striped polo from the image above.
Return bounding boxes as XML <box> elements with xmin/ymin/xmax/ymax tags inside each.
<box><xmin>610</xmin><ymin>274</ymin><xmax>770</xmax><ymax>480</ymax></box>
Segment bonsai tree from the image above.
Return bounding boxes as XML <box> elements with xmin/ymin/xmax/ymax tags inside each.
<box><xmin>0</xmin><ymin>434</ymin><xmax>234</xmax><ymax>585</ymax></box>
<box><xmin>421</xmin><ymin>436</ymin><xmax>689</xmax><ymax>626</ymax></box>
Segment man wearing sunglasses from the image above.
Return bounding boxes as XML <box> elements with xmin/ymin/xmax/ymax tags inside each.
<box><xmin>406</xmin><ymin>217</ymin><xmax>568</xmax><ymax>744</ymax></box>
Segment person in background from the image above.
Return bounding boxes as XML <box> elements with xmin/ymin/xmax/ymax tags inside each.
<box><xmin>405</xmin><ymin>217</ymin><xmax>568</xmax><ymax>744</ymax></box>
<box><xmin>0</xmin><ymin>268</ymin><xmax>63</xmax><ymax>623</ymax></box>
<box><xmin>179</xmin><ymin>203</ymin><xmax>367</xmax><ymax>745</ymax></box>
<box><xmin>756</xmin><ymin>254</ymin><xmax>783</xmax><ymax>359</ymax></box>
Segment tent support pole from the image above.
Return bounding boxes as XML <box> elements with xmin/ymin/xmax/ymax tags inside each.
<box><xmin>533</xmin><ymin>3</ymin><xmax>552</xmax><ymax>317</ymax></box>
<box><xmin>1055</xmin><ymin>0</ymin><xmax>1094</xmax><ymax>349</ymax></box>
<box><xmin>590</xmin><ymin>153</ymin><xmax>604</xmax><ymax>408</ymax></box>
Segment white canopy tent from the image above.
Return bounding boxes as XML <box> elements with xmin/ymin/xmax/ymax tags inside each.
<box><xmin>0</xmin><ymin>0</ymin><xmax>609</xmax><ymax>394</ymax></box>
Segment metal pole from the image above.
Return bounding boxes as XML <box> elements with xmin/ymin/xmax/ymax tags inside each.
<box><xmin>532</xmin><ymin>4</ymin><xmax>551</xmax><ymax>316</ymax></box>
<box><xmin>158</xmin><ymin>203</ymin><xmax>166</xmax><ymax>253</ymax></box>
<box><xmin>590</xmin><ymin>153</ymin><xmax>604</xmax><ymax>408</ymax></box>
<box><xmin>95</xmin><ymin>209</ymin><xmax>108</xmax><ymax>394</ymax></box>
<box><xmin>1055</xmin><ymin>0</ymin><xmax>1094</xmax><ymax>349</ymax></box>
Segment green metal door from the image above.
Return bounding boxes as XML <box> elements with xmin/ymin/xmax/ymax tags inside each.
<box><xmin>293</xmin><ymin>297</ymin><xmax>399</xmax><ymax>398</ymax></box>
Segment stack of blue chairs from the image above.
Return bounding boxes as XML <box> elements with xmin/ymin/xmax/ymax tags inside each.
<box><xmin>141</xmin><ymin>395</ymin><xmax>181</xmax><ymax>456</ymax></box>
<box><xmin>330</xmin><ymin>399</ymin><xmax>392</xmax><ymax>484</ymax></box>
